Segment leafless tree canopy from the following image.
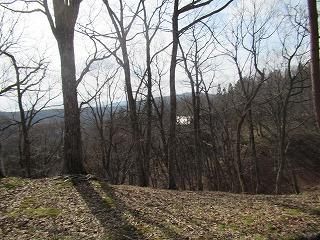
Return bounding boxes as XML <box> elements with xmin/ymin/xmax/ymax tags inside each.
<box><xmin>0</xmin><ymin>0</ymin><xmax>317</xmax><ymax>194</ymax></box>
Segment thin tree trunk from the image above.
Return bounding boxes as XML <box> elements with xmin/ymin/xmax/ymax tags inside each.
<box><xmin>22</xmin><ymin>132</ymin><xmax>31</xmax><ymax>177</ymax></box>
<box><xmin>275</xmin><ymin>98</ymin><xmax>288</xmax><ymax>194</ymax></box>
<box><xmin>168</xmin><ymin>1</ymin><xmax>179</xmax><ymax>190</ymax></box>
<box><xmin>122</xmin><ymin>44</ymin><xmax>147</xmax><ymax>186</ymax></box>
<box><xmin>99</xmin><ymin>121</ymin><xmax>109</xmax><ymax>178</ymax></box>
<box><xmin>0</xmin><ymin>143</ymin><xmax>4</xmax><ymax>177</ymax></box>
<box><xmin>151</xmin><ymin>91</ymin><xmax>168</xmax><ymax>172</ymax></box>
<box><xmin>286</xmin><ymin>152</ymin><xmax>300</xmax><ymax>194</ymax></box>
<box><xmin>204</xmin><ymin>90</ymin><xmax>226</xmax><ymax>190</ymax></box>
<box><xmin>247</xmin><ymin>109</ymin><xmax>260</xmax><ymax>193</ymax></box>
<box><xmin>16</xmin><ymin>68</ymin><xmax>31</xmax><ymax>177</ymax></box>
<box><xmin>236</xmin><ymin>114</ymin><xmax>246</xmax><ymax>193</ymax></box>
<box><xmin>106</xmin><ymin>103</ymin><xmax>114</xmax><ymax>179</ymax></box>
<box><xmin>144</xmin><ymin>23</ymin><xmax>152</xmax><ymax>188</ymax></box>
<box><xmin>194</xmin><ymin>92</ymin><xmax>202</xmax><ymax>190</ymax></box>
<box><xmin>180</xmin><ymin>43</ymin><xmax>203</xmax><ymax>190</ymax></box>
<box><xmin>194</xmin><ymin>46</ymin><xmax>202</xmax><ymax>191</ymax></box>
<box><xmin>101</xmin><ymin>0</ymin><xmax>147</xmax><ymax>186</ymax></box>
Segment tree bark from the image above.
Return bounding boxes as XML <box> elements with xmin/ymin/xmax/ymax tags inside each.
<box><xmin>106</xmin><ymin>102</ymin><xmax>114</xmax><ymax>179</ymax></box>
<box><xmin>247</xmin><ymin>109</ymin><xmax>260</xmax><ymax>193</ymax></box>
<box><xmin>179</xmin><ymin>38</ymin><xmax>203</xmax><ymax>191</ymax></box>
<box><xmin>307</xmin><ymin>0</ymin><xmax>320</xmax><ymax>127</ymax></box>
<box><xmin>143</xmin><ymin>1</ymin><xmax>152</xmax><ymax>187</ymax></box>
<box><xmin>57</xmin><ymin>36</ymin><xmax>84</xmax><ymax>174</ymax></box>
<box><xmin>204</xmin><ymin>90</ymin><xmax>226</xmax><ymax>190</ymax></box>
<box><xmin>0</xmin><ymin>143</ymin><xmax>3</xmax><ymax>178</ymax></box>
<box><xmin>168</xmin><ymin>0</ymin><xmax>179</xmax><ymax>190</ymax></box>
<box><xmin>49</xmin><ymin>0</ymin><xmax>85</xmax><ymax>174</ymax></box>
<box><xmin>235</xmin><ymin>113</ymin><xmax>246</xmax><ymax>193</ymax></box>
<box><xmin>124</xmin><ymin>54</ymin><xmax>147</xmax><ymax>187</ymax></box>
<box><xmin>17</xmin><ymin>76</ymin><xmax>32</xmax><ymax>177</ymax></box>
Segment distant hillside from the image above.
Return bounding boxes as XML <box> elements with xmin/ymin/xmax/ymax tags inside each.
<box><xmin>0</xmin><ymin>109</ymin><xmax>64</xmax><ymax>124</ymax></box>
<box><xmin>0</xmin><ymin>93</ymin><xmax>202</xmax><ymax>124</ymax></box>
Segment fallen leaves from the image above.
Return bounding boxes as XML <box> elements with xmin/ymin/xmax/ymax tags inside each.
<box><xmin>0</xmin><ymin>177</ymin><xmax>319</xmax><ymax>239</ymax></box>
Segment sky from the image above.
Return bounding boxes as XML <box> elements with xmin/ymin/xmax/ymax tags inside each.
<box><xmin>0</xmin><ymin>0</ymin><xmax>311</xmax><ymax>112</ymax></box>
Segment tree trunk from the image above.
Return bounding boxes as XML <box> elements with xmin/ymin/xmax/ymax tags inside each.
<box><xmin>307</xmin><ymin>0</ymin><xmax>320</xmax><ymax>127</ymax></box>
<box><xmin>204</xmin><ymin>90</ymin><xmax>226</xmax><ymax>190</ymax></box>
<box><xmin>122</xmin><ymin>43</ymin><xmax>147</xmax><ymax>187</ymax></box>
<box><xmin>247</xmin><ymin>109</ymin><xmax>260</xmax><ymax>193</ymax></box>
<box><xmin>151</xmin><ymin>90</ymin><xmax>168</xmax><ymax>173</ymax></box>
<box><xmin>275</xmin><ymin>102</ymin><xmax>288</xmax><ymax>194</ymax></box>
<box><xmin>98</xmin><ymin>120</ymin><xmax>109</xmax><ymax>178</ymax></box>
<box><xmin>0</xmin><ymin>143</ymin><xmax>4</xmax><ymax>177</ymax></box>
<box><xmin>106</xmin><ymin>103</ymin><xmax>114</xmax><ymax>179</ymax></box>
<box><xmin>22</xmin><ymin>133</ymin><xmax>31</xmax><ymax>177</ymax></box>
<box><xmin>286</xmin><ymin>153</ymin><xmax>300</xmax><ymax>194</ymax></box>
<box><xmin>50</xmin><ymin>0</ymin><xmax>85</xmax><ymax>174</ymax></box>
<box><xmin>194</xmin><ymin>46</ymin><xmax>203</xmax><ymax>191</ymax></box>
<box><xmin>194</xmin><ymin>80</ymin><xmax>202</xmax><ymax>190</ymax></box>
<box><xmin>17</xmin><ymin>73</ymin><xmax>31</xmax><ymax>177</ymax></box>
<box><xmin>145</xmin><ymin>26</ymin><xmax>152</xmax><ymax>188</ymax></box>
<box><xmin>236</xmin><ymin>113</ymin><xmax>247</xmax><ymax>193</ymax></box>
<box><xmin>168</xmin><ymin>1</ymin><xmax>179</xmax><ymax>190</ymax></box>
<box><xmin>57</xmin><ymin>36</ymin><xmax>85</xmax><ymax>174</ymax></box>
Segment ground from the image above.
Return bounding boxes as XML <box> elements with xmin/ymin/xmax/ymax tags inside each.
<box><xmin>0</xmin><ymin>177</ymin><xmax>319</xmax><ymax>240</ymax></box>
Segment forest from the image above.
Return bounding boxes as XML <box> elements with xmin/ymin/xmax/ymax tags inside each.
<box><xmin>0</xmin><ymin>0</ymin><xmax>320</xmax><ymax>239</ymax></box>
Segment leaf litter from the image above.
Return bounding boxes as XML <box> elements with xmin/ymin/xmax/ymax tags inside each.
<box><xmin>0</xmin><ymin>177</ymin><xmax>319</xmax><ymax>239</ymax></box>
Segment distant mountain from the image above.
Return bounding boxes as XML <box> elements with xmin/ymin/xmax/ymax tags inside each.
<box><xmin>0</xmin><ymin>108</ymin><xmax>64</xmax><ymax>123</ymax></box>
<box><xmin>0</xmin><ymin>92</ymin><xmax>212</xmax><ymax>124</ymax></box>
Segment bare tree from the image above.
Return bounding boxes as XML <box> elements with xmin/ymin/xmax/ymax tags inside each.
<box><xmin>139</xmin><ymin>0</ymin><xmax>168</xmax><ymax>188</ymax></box>
<box><xmin>80</xmin><ymin>63</ymin><xmax>120</xmax><ymax>180</ymax></box>
<box><xmin>0</xmin><ymin>0</ymin><xmax>86</xmax><ymax>174</ymax></box>
<box><xmin>1</xmin><ymin>50</ymin><xmax>59</xmax><ymax>177</ymax></box>
<box><xmin>220</xmin><ymin>1</ymin><xmax>278</xmax><ymax>192</ymax></box>
<box><xmin>98</xmin><ymin>0</ymin><xmax>148</xmax><ymax>186</ymax></box>
<box><xmin>0</xmin><ymin>8</ymin><xmax>20</xmax><ymax>96</ymax></box>
<box><xmin>150</xmin><ymin>57</ymin><xmax>170</xmax><ymax>187</ymax></box>
<box><xmin>273</xmin><ymin>5</ymin><xmax>309</xmax><ymax>194</ymax></box>
<box><xmin>168</xmin><ymin>0</ymin><xmax>233</xmax><ymax>190</ymax></box>
<box><xmin>179</xmin><ymin>24</ymin><xmax>217</xmax><ymax>190</ymax></box>
<box><xmin>78</xmin><ymin>0</ymin><xmax>170</xmax><ymax>186</ymax></box>
<box><xmin>128</xmin><ymin>0</ymin><xmax>169</xmax><ymax>186</ymax></box>
<box><xmin>0</xmin><ymin>8</ymin><xmax>21</xmax><ymax>177</ymax></box>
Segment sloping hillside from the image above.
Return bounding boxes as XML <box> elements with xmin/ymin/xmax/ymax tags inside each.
<box><xmin>0</xmin><ymin>176</ymin><xmax>319</xmax><ymax>240</ymax></box>
<box><xmin>288</xmin><ymin>134</ymin><xmax>320</xmax><ymax>191</ymax></box>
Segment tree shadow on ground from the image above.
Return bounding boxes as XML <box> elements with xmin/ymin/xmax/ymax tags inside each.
<box><xmin>262</xmin><ymin>197</ymin><xmax>320</xmax><ymax>240</ymax></box>
<box><xmin>98</xmin><ymin>182</ymin><xmax>185</xmax><ymax>240</ymax></box>
<box><xmin>72</xmin><ymin>179</ymin><xmax>147</xmax><ymax>240</ymax></box>
<box><xmin>264</xmin><ymin>197</ymin><xmax>320</xmax><ymax>217</ymax></box>
<box><xmin>280</xmin><ymin>202</ymin><xmax>320</xmax><ymax>217</ymax></box>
